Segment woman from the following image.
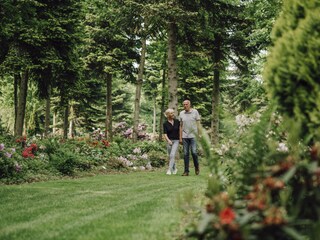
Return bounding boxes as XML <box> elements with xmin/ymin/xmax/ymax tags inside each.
<box><xmin>163</xmin><ymin>108</ymin><xmax>180</xmax><ymax>175</ymax></box>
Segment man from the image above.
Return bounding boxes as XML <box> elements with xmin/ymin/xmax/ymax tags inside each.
<box><xmin>179</xmin><ymin>99</ymin><xmax>201</xmax><ymax>176</ymax></box>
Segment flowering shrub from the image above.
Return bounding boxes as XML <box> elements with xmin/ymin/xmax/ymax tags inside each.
<box><xmin>103</xmin><ymin>140</ymin><xmax>167</xmax><ymax>170</ymax></box>
<box><xmin>0</xmin><ymin>142</ymin><xmax>24</xmax><ymax>181</ymax></box>
<box><xmin>0</xmin><ymin>130</ymin><xmax>167</xmax><ymax>183</ymax></box>
<box><xmin>113</xmin><ymin>121</ymin><xmax>150</xmax><ymax>140</ymax></box>
<box><xmin>188</xmin><ymin>141</ymin><xmax>320</xmax><ymax>240</ymax></box>
<box><xmin>91</xmin><ymin>128</ymin><xmax>105</xmax><ymax>140</ymax></box>
<box><xmin>22</xmin><ymin>143</ymin><xmax>38</xmax><ymax>158</ymax></box>
<box><xmin>15</xmin><ymin>135</ymin><xmax>27</xmax><ymax>147</ymax></box>
<box><xmin>212</xmin><ymin>107</ymin><xmax>287</xmax><ymax>193</ymax></box>
<box><xmin>113</xmin><ymin>147</ymin><xmax>151</xmax><ymax>170</ymax></box>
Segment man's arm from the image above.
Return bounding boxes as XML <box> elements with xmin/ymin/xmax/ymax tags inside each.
<box><xmin>196</xmin><ymin>120</ymin><xmax>202</xmax><ymax>138</ymax></box>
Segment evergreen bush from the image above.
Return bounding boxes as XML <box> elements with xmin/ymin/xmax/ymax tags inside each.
<box><xmin>264</xmin><ymin>0</ymin><xmax>320</xmax><ymax>142</ymax></box>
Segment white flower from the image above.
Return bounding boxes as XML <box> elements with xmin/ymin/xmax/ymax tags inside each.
<box><xmin>277</xmin><ymin>142</ymin><xmax>288</xmax><ymax>152</ymax></box>
<box><xmin>141</xmin><ymin>154</ymin><xmax>148</xmax><ymax>160</ymax></box>
<box><xmin>128</xmin><ymin>154</ymin><xmax>137</xmax><ymax>161</ymax></box>
<box><xmin>118</xmin><ymin>156</ymin><xmax>133</xmax><ymax>166</ymax></box>
<box><xmin>133</xmin><ymin>147</ymin><xmax>141</xmax><ymax>154</ymax></box>
<box><xmin>235</xmin><ymin>114</ymin><xmax>254</xmax><ymax>133</ymax></box>
<box><xmin>39</xmin><ymin>145</ymin><xmax>46</xmax><ymax>150</ymax></box>
<box><xmin>216</xmin><ymin>149</ymin><xmax>223</xmax><ymax>156</ymax></box>
<box><xmin>221</xmin><ymin>144</ymin><xmax>229</xmax><ymax>152</ymax></box>
<box><xmin>145</xmin><ymin>162</ymin><xmax>152</xmax><ymax>170</ymax></box>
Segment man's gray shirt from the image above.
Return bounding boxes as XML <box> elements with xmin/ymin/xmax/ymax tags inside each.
<box><xmin>179</xmin><ymin>109</ymin><xmax>200</xmax><ymax>138</ymax></box>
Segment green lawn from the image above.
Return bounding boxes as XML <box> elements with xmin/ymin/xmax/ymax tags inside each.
<box><xmin>0</xmin><ymin>164</ymin><xmax>209</xmax><ymax>240</ymax></box>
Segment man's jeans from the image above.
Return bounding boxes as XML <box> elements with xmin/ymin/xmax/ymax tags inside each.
<box><xmin>167</xmin><ymin>140</ymin><xmax>179</xmax><ymax>171</ymax></box>
<box><xmin>182</xmin><ymin>138</ymin><xmax>199</xmax><ymax>173</ymax></box>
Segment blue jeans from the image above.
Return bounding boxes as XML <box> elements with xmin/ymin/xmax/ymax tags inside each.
<box><xmin>167</xmin><ymin>140</ymin><xmax>179</xmax><ymax>171</ymax></box>
<box><xmin>182</xmin><ymin>138</ymin><xmax>199</xmax><ymax>173</ymax></box>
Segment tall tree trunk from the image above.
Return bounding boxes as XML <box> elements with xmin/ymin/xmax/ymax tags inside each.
<box><xmin>167</xmin><ymin>21</ymin><xmax>178</xmax><ymax>115</ymax></box>
<box><xmin>23</xmin><ymin>110</ymin><xmax>28</xmax><ymax>136</ymax></box>
<box><xmin>211</xmin><ymin>68</ymin><xmax>220</xmax><ymax>144</ymax></box>
<box><xmin>15</xmin><ymin>70</ymin><xmax>28</xmax><ymax>137</ymax></box>
<box><xmin>63</xmin><ymin>102</ymin><xmax>69</xmax><ymax>139</ymax></box>
<box><xmin>13</xmin><ymin>74</ymin><xmax>19</xmax><ymax>135</ymax></box>
<box><xmin>211</xmin><ymin>37</ymin><xmax>222</xmax><ymax>145</ymax></box>
<box><xmin>69</xmin><ymin>119</ymin><xmax>73</xmax><ymax>138</ymax></box>
<box><xmin>158</xmin><ymin>67</ymin><xmax>166</xmax><ymax>142</ymax></box>
<box><xmin>53</xmin><ymin>110</ymin><xmax>57</xmax><ymax>135</ymax></box>
<box><xmin>45</xmin><ymin>85</ymin><xmax>51</xmax><ymax>137</ymax></box>
<box><xmin>68</xmin><ymin>104</ymin><xmax>75</xmax><ymax>138</ymax></box>
<box><xmin>105</xmin><ymin>73</ymin><xmax>113</xmax><ymax>141</ymax></box>
<box><xmin>132</xmin><ymin>37</ymin><xmax>147</xmax><ymax>142</ymax></box>
<box><xmin>152</xmin><ymin>95</ymin><xmax>156</xmax><ymax>138</ymax></box>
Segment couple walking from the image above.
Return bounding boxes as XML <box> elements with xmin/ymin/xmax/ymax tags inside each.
<box><xmin>163</xmin><ymin>99</ymin><xmax>200</xmax><ymax>176</ymax></box>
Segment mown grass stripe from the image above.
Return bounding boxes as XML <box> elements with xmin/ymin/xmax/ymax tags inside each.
<box><xmin>0</xmin><ymin>165</ymin><xmax>208</xmax><ymax>240</ymax></box>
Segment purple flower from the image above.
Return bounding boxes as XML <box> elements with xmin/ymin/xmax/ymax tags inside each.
<box><xmin>0</xmin><ymin>143</ymin><xmax>4</xmax><ymax>151</ymax></box>
<box><xmin>15</xmin><ymin>163</ymin><xmax>22</xmax><ymax>172</ymax></box>
<box><xmin>124</xmin><ymin>128</ymin><xmax>132</xmax><ymax>137</ymax></box>
<box><xmin>5</xmin><ymin>152</ymin><xmax>12</xmax><ymax>158</ymax></box>
<box><xmin>115</xmin><ymin>122</ymin><xmax>127</xmax><ymax>129</ymax></box>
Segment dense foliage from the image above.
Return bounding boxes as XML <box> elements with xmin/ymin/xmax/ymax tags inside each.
<box><xmin>0</xmin><ymin>132</ymin><xmax>167</xmax><ymax>184</ymax></box>
<box><xmin>3</xmin><ymin>1</ymin><xmax>320</xmax><ymax>239</ymax></box>
<box><xmin>0</xmin><ymin>0</ymin><xmax>271</xmax><ymax>137</ymax></box>
<box><xmin>186</xmin><ymin>0</ymin><xmax>320</xmax><ymax>239</ymax></box>
<box><xmin>264</xmin><ymin>0</ymin><xmax>320</xmax><ymax>142</ymax></box>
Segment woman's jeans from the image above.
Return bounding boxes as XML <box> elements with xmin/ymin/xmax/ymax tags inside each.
<box><xmin>167</xmin><ymin>140</ymin><xmax>179</xmax><ymax>171</ymax></box>
<box><xmin>182</xmin><ymin>138</ymin><xmax>199</xmax><ymax>173</ymax></box>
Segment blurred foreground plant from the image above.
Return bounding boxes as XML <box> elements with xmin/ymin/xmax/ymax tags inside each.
<box><xmin>187</xmin><ymin>130</ymin><xmax>320</xmax><ymax>240</ymax></box>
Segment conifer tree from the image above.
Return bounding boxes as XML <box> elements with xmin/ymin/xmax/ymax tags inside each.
<box><xmin>264</xmin><ymin>0</ymin><xmax>320</xmax><ymax>141</ymax></box>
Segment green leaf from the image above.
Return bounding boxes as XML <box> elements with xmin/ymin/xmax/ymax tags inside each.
<box><xmin>197</xmin><ymin>213</ymin><xmax>215</xmax><ymax>234</ymax></box>
<box><xmin>281</xmin><ymin>165</ymin><xmax>297</xmax><ymax>183</ymax></box>
<box><xmin>282</xmin><ymin>226</ymin><xmax>308</xmax><ymax>240</ymax></box>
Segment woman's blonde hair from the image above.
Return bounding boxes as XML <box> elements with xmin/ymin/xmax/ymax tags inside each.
<box><xmin>164</xmin><ymin>108</ymin><xmax>174</xmax><ymax>117</ymax></box>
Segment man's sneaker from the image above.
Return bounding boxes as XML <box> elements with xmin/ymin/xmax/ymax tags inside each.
<box><xmin>182</xmin><ymin>172</ymin><xmax>189</xmax><ymax>176</ymax></box>
<box><xmin>173</xmin><ymin>168</ymin><xmax>178</xmax><ymax>175</ymax></box>
<box><xmin>166</xmin><ymin>170</ymin><xmax>172</xmax><ymax>175</ymax></box>
<box><xmin>195</xmin><ymin>168</ymin><xmax>200</xmax><ymax>175</ymax></box>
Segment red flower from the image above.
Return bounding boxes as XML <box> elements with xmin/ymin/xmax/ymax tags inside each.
<box><xmin>219</xmin><ymin>207</ymin><xmax>236</xmax><ymax>225</ymax></box>
<box><xmin>16</xmin><ymin>136</ymin><xmax>27</xmax><ymax>143</ymax></box>
<box><xmin>30</xmin><ymin>143</ymin><xmax>38</xmax><ymax>151</ymax></box>
<box><xmin>22</xmin><ymin>148</ymin><xmax>34</xmax><ymax>158</ymax></box>
<box><xmin>22</xmin><ymin>144</ymin><xmax>38</xmax><ymax>158</ymax></box>
<box><xmin>101</xmin><ymin>139</ymin><xmax>110</xmax><ymax>147</ymax></box>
